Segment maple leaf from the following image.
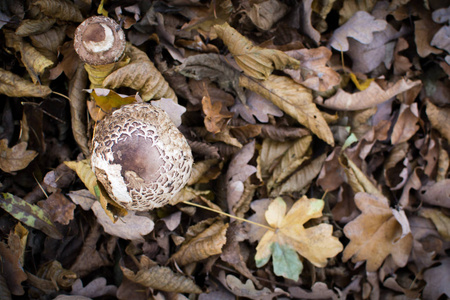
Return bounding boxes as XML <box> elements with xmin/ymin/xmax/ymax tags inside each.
<box><xmin>254</xmin><ymin>196</ymin><xmax>343</xmax><ymax>281</ymax></box>
<box><xmin>342</xmin><ymin>192</ymin><xmax>413</xmax><ymax>272</ymax></box>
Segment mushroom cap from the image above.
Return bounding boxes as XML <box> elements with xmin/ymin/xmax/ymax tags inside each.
<box><xmin>74</xmin><ymin>16</ymin><xmax>126</xmax><ymax>65</ymax></box>
<box><xmin>91</xmin><ymin>103</ymin><xmax>193</xmax><ymax>211</ymax></box>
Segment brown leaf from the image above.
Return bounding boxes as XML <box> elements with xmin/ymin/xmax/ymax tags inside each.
<box><xmin>315</xmin><ymin>79</ymin><xmax>421</xmax><ymax>111</ymax></box>
<box><xmin>103</xmin><ymin>46</ymin><xmax>177</xmax><ymax>102</ymax></box>
<box><xmin>419</xmin><ymin>208</ymin><xmax>450</xmax><ymax>241</ymax></box>
<box><xmin>121</xmin><ymin>264</ymin><xmax>202</xmax><ymax>293</ymax></box>
<box><xmin>285</xmin><ymin>47</ymin><xmax>341</xmax><ymax>91</ymax></box>
<box><xmin>0</xmin><ymin>68</ymin><xmax>51</xmax><ymax>98</ymax></box>
<box><xmin>0</xmin><ymin>139</ymin><xmax>38</xmax><ymax>173</ymax></box>
<box><xmin>418</xmin><ymin>179</ymin><xmax>450</xmax><ymax>208</ymax></box>
<box><xmin>246</xmin><ymin>0</ymin><xmax>288</xmax><ymax>31</ymax></box>
<box><xmin>32</xmin><ymin>0</ymin><xmax>83</xmax><ymax>23</ymax></box>
<box><xmin>15</xmin><ymin>17</ymin><xmax>56</xmax><ymax>36</ymax></box>
<box><xmin>258</xmin><ymin>138</ymin><xmax>294</xmax><ymax>182</ymax></box>
<box><xmin>39</xmin><ymin>192</ymin><xmax>76</xmax><ymax>225</ymax></box>
<box><xmin>223</xmin><ymin>273</ymin><xmax>289</xmax><ymax>299</ymax></box>
<box><xmin>231</xmin><ymin>90</ymin><xmax>283</xmax><ymax>124</ymax></box>
<box><xmin>240</xmin><ymin>74</ymin><xmax>334</xmax><ymax>145</ymax></box>
<box><xmin>426</xmin><ymin>100</ymin><xmax>450</xmax><ymax>142</ymax></box>
<box><xmin>202</xmin><ymin>92</ymin><xmax>234</xmax><ymax>134</ymax></box>
<box><xmin>423</xmin><ymin>258</ymin><xmax>450</xmax><ymax>300</ymax></box>
<box><xmin>339</xmin><ymin>0</ymin><xmax>377</xmax><ymax>25</ymax></box>
<box><xmin>391</xmin><ymin>103</ymin><xmax>420</xmax><ymax>144</ymax></box>
<box><xmin>0</xmin><ymin>241</ymin><xmax>27</xmax><ymax>295</ymax></box>
<box><xmin>289</xmin><ymin>282</ymin><xmax>338</xmax><ymax>300</ymax></box>
<box><xmin>339</xmin><ymin>153</ymin><xmax>382</xmax><ymax>196</ymax></box>
<box><xmin>170</xmin><ymin>219</ymin><xmax>228</xmax><ymax>266</ymax></box>
<box><xmin>342</xmin><ymin>193</ymin><xmax>413</xmax><ymax>272</ymax></box>
<box><xmin>213</xmin><ymin>22</ymin><xmax>300</xmax><ymax>80</ymax></box>
<box><xmin>414</xmin><ymin>14</ymin><xmax>443</xmax><ymax>57</ymax></box>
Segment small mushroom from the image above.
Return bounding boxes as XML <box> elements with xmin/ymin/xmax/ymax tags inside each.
<box><xmin>91</xmin><ymin>103</ymin><xmax>193</xmax><ymax>211</ymax></box>
<box><xmin>74</xmin><ymin>16</ymin><xmax>126</xmax><ymax>87</ymax></box>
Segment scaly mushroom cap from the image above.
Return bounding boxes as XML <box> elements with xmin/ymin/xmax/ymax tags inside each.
<box><xmin>91</xmin><ymin>103</ymin><xmax>193</xmax><ymax>211</ymax></box>
<box><xmin>74</xmin><ymin>16</ymin><xmax>126</xmax><ymax>65</ymax></box>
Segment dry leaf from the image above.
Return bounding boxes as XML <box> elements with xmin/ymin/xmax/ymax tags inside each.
<box><xmin>339</xmin><ymin>153</ymin><xmax>382</xmax><ymax>196</ymax></box>
<box><xmin>315</xmin><ymin>79</ymin><xmax>421</xmax><ymax>111</ymax></box>
<box><xmin>15</xmin><ymin>17</ymin><xmax>55</xmax><ymax>36</ymax></box>
<box><xmin>213</xmin><ymin>22</ymin><xmax>300</xmax><ymax>80</ymax></box>
<box><xmin>70</xmin><ymin>278</ymin><xmax>117</xmax><ymax>299</ymax></box>
<box><xmin>299</xmin><ymin>0</ymin><xmax>321</xmax><ymax>43</ymax></box>
<box><xmin>202</xmin><ymin>92</ymin><xmax>234</xmax><ymax>133</ymax></box>
<box><xmin>391</xmin><ymin>103</ymin><xmax>420</xmax><ymax>144</ymax></box>
<box><xmin>339</xmin><ymin>0</ymin><xmax>377</xmax><ymax>25</ymax></box>
<box><xmin>85</xmin><ymin>88</ymin><xmax>138</xmax><ymax>113</ymax></box>
<box><xmin>103</xmin><ymin>46</ymin><xmax>177</xmax><ymax>102</ymax></box>
<box><xmin>419</xmin><ymin>208</ymin><xmax>450</xmax><ymax>241</ymax></box>
<box><xmin>329</xmin><ymin>11</ymin><xmax>387</xmax><ymax>51</ymax></box>
<box><xmin>231</xmin><ymin>90</ymin><xmax>283</xmax><ymax>124</ymax></box>
<box><xmin>0</xmin><ymin>139</ymin><xmax>38</xmax><ymax>173</ymax></box>
<box><xmin>224</xmin><ymin>274</ymin><xmax>289</xmax><ymax>299</ymax></box>
<box><xmin>285</xmin><ymin>47</ymin><xmax>341</xmax><ymax>91</ymax></box>
<box><xmin>39</xmin><ymin>192</ymin><xmax>76</xmax><ymax>225</ymax></box>
<box><xmin>32</xmin><ymin>0</ymin><xmax>83</xmax><ymax>22</ymax></box>
<box><xmin>0</xmin><ymin>241</ymin><xmax>28</xmax><ymax>295</ymax></box>
<box><xmin>342</xmin><ymin>192</ymin><xmax>413</xmax><ymax>272</ymax></box>
<box><xmin>423</xmin><ymin>258</ymin><xmax>450</xmax><ymax>300</ymax></box>
<box><xmin>171</xmin><ymin>219</ymin><xmax>228</xmax><ymax>266</ymax></box>
<box><xmin>289</xmin><ymin>282</ymin><xmax>338</xmax><ymax>300</ymax></box>
<box><xmin>426</xmin><ymin>100</ymin><xmax>450</xmax><ymax>142</ymax></box>
<box><xmin>20</xmin><ymin>41</ymin><xmax>54</xmax><ymax>83</ymax></box>
<box><xmin>418</xmin><ymin>179</ymin><xmax>450</xmax><ymax>208</ymax></box>
<box><xmin>0</xmin><ymin>68</ymin><xmax>51</xmax><ymax>98</ymax></box>
<box><xmin>254</xmin><ymin>196</ymin><xmax>343</xmax><ymax>281</ymax></box>
<box><xmin>414</xmin><ymin>15</ymin><xmax>443</xmax><ymax>57</ymax></box>
<box><xmin>240</xmin><ymin>74</ymin><xmax>334</xmax><ymax>145</ymax></box>
<box><xmin>121</xmin><ymin>264</ymin><xmax>202</xmax><ymax>293</ymax></box>
<box><xmin>246</xmin><ymin>0</ymin><xmax>288</xmax><ymax>31</ymax></box>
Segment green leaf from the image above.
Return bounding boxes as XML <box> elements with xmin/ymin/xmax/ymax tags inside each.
<box><xmin>272</xmin><ymin>242</ymin><xmax>303</xmax><ymax>281</ymax></box>
<box><xmin>0</xmin><ymin>193</ymin><xmax>62</xmax><ymax>239</ymax></box>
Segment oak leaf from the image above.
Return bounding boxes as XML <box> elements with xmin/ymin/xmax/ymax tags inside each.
<box><xmin>240</xmin><ymin>74</ymin><xmax>334</xmax><ymax>145</ymax></box>
<box><xmin>213</xmin><ymin>22</ymin><xmax>300</xmax><ymax>80</ymax></box>
<box><xmin>342</xmin><ymin>192</ymin><xmax>413</xmax><ymax>272</ymax></box>
<box><xmin>254</xmin><ymin>196</ymin><xmax>343</xmax><ymax>281</ymax></box>
<box><xmin>202</xmin><ymin>92</ymin><xmax>234</xmax><ymax>134</ymax></box>
<box><xmin>0</xmin><ymin>139</ymin><xmax>38</xmax><ymax>173</ymax></box>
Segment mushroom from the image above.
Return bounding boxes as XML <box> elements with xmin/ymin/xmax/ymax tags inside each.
<box><xmin>74</xmin><ymin>16</ymin><xmax>126</xmax><ymax>87</ymax></box>
<box><xmin>90</xmin><ymin>103</ymin><xmax>193</xmax><ymax>211</ymax></box>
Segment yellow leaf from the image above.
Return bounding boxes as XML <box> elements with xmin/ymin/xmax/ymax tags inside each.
<box><xmin>255</xmin><ymin>196</ymin><xmax>343</xmax><ymax>270</ymax></box>
<box><xmin>0</xmin><ymin>68</ymin><xmax>51</xmax><ymax>98</ymax></box>
<box><xmin>349</xmin><ymin>72</ymin><xmax>374</xmax><ymax>91</ymax></box>
<box><xmin>0</xmin><ymin>139</ymin><xmax>38</xmax><ymax>173</ymax></box>
<box><xmin>419</xmin><ymin>208</ymin><xmax>450</xmax><ymax>241</ymax></box>
<box><xmin>85</xmin><ymin>88</ymin><xmax>138</xmax><ymax>113</ymax></box>
<box><xmin>240</xmin><ymin>74</ymin><xmax>334</xmax><ymax>145</ymax></box>
<box><xmin>213</xmin><ymin>22</ymin><xmax>300</xmax><ymax>80</ymax></box>
<box><xmin>64</xmin><ymin>160</ymin><xmax>127</xmax><ymax>222</ymax></box>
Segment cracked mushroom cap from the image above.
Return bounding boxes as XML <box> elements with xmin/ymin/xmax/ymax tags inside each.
<box><xmin>91</xmin><ymin>103</ymin><xmax>193</xmax><ymax>211</ymax></box>
<box><xmin>74</xmin><ymin>16</ymin><xmax>126</xmax><ymax>65</ymax></box>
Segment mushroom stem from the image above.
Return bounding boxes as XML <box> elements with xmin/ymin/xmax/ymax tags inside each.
<box><xmin>74</xmin><ymin>16</ymin><xmax>127</xmax><ymax>88</ymax></box>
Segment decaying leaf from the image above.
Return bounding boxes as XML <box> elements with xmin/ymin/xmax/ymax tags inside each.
<box><xmin>253</xmin><ymin>196</ymin><xmax>343</xmax><ymax>281</ymax></box>
<box><xmin>170</xmin><ymin>218</ymin><xmax>228</xmax><ymax>266</ymax></box>
<box><xmin>32</xmin><ymin>0</ymin><xmax>83</xmax><ymax>22</ymax></box>
<box><xmin>339</xmin><ymin>153</ymin><xmax>382</xmax><ymax>196</ymax></box>
<box><xmin>342</xmin><ymin>193</ymin><xmax>413</xmax><ymax>272</ymax></box>
<box><xmin>246</xmin><ymin>0</ymin><xmax>288</xmax><ymax>31</ymax></box>
<box><xmin>202</xmin><ymin>91</ymin><xmax>234</xmax><ymax>133</ymax></box>
<box><xmin>0</xmin><ymin>68</ymin><xmax>51</xmax><ymax>98</ymax></box>
<box><xmin>422</xmin><ymin>257</ymin><xmax>450</xmax><ymax>300</ymax></box>
<box><xmin>240</xmin><ymin>75</ymin><xmax>334</xmax><ymax>145</ymax></box>
<box><xmin>0</xmin><ymin>139</ymin><xmax>38</xmax><ymax>173</ymax></box>
<box><xmin>419</xmin><ymin>208</ymin><xmax>450</xmax><ymax>241</ymax></box>
<box><xmin>0</xmin><ymin>239</ymin><xmax>28</xmax><ymax>295</ymax></box>
<box><xmin>15</xmin><ymin>17</ymin><xmax>56</xmax><ymax>37</ymax></box>
<box><xmin>315</xmin><ymin>79</ymin><xmax>421</xmax><ymax>111</ymax></box>
<box><xmin>64</xmin><ymin>160</ymin><xmax>128</xmax><ymax>222</ymax></box>
<box><xmin>426</xmin><ymin>100</ymin><xmax>450</xmax><ymax>142</ymax></box>
<box><xmin>213</xmin><ymin>22</ymin><xmax>300</xmax><ymax>80</ymax></box>
<box><xmin>121</xmin><ymin>262</ymin><xmax>202</xmax><ymax>293</ymax></box>
<box><xmin>329</xmin><ymin>11</ymin><xmax>387</xmax><ymax>51</ymax></box>
<box><xmin>103</xmin><ymin>45</ymin><xmax>177</xmax><ymax>102</ymax></box>
<box><xmin>224</xmin><ymin>274</ymin><xmax>289</xmax><ymax>299</ymax></box>
<box><xmin>0</xmin><ymin>193</ymin><xmax>62</xmax><ymax>239</ymax></box>
<box><xmin>38</xmin><ymin>192</ymin><xmax>76</xmax><ymax>225</ymax></box>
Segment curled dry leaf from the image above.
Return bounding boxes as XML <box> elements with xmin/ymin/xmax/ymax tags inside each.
<box><xmin>426</xmin><ymin>100</ymin><xmax>450</xmax><ymax>142</ymax></box>
<box><xmin>29</xmin><ymin>26</ymin><xmax>67</xmax><ymax>62</ymax></box>
<box><xmin>285</xmin><ymin>47</ymin><xmax>341</xmax><ymax>91</ymax></box>
<box><xmin>254</xmin><ymin>196</ymin><xmax>343</xmax><ymax>281</ymax></box>
<box><xmin>0</xmin><ymin>139</ymin><xmax>37</xmax><ymax>174</ymax></box>
<box><xmin>224</xmin><ymin>274</ymin><xmax>289</xmax><ymax>299</ymax></box>
<box><xmin>339</xmin><ymin>153</ymin><xmax>382</xmax><ymax>196</ymax></box>
<box><xmin>342</xmin><ymin>192</ymin><xmax>413</xmax><ymax>272</ymax></box>
<box><xmin>419</xmin><ymin>208</ymin><xmax>450</xmax><ymax>241</ymax></box>
<box><xmin>0</xmin><ymin>241</ymin><xmax>28</xmax><ymax>296</ymax></box>
<box><xmin>103</xmin><ymin>46</ymin><xmax>177</xmax><ymax>102</ymax></box>
<box><xmin>20</xmin><ymin>41</ymin><xmax>54</xmax><ymax>84</ymax></box>
<box><xmin>202</xmin><ymin>92</ymin><xmax>234</xmax><ymax>134</ymax></box>
<box><xmin>246</xmin><ymin>0</ymin><xmax>288</xmax><ymax>31</ymax></box>
<box><xmin>0</xmin><ymin>68</ymin><xmax>51</xmax><ymax>98</ymax></box>
<box><xmin>213</xmin><ymin>22</ymin><xmax>300</xmax><ymax>80</ymax></box>
<box><xmin>121</xmin><ymin>264</ymin><xmax>202</xmax><ymax>293</ymax></box>
<box><xmin>15</xmin><ymin>17</ymin><xmax>56</xmax><ymax>36</ymax></box>
<box><xmin>258</xmin><ymin>139</ymin><xmax>294</xmax><ymax>181</ymax></box>
<box><xmin>329</xmin><ymin>11</ymin><xmax>387</xmax><ymax>51</ymax></box>
<box><xmin>170</xmin><ymin>219</ymin><xmax>228</xmax><ymax>266</ymax></box>
<box><xmin>391</xmin><ymin>103</ymin><xmax>420</xmax><ymax>144</ymax></box>
<box><xmin>315</xmin><ymin>79</ymin><xmax>421</xmax><ymax>111</ymax></box>
<box><xmin>32</xmin><ymin>0</ymin><xmax>83</xmax><ymax>23</ymax></box>
<box><xmin>240</xmin><ymin>75</ymin><xmax>334</xmax><ymax>145</ymax></box>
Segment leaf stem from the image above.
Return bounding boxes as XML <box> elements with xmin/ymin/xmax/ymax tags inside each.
<box><xmin>183</xmin><ymin>201</ymin><xmax>275</xmax><ymax>231</ymax></box>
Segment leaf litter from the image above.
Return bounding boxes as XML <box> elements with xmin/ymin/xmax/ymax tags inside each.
<box><xmin>0</xmin><ymin>0</ymin><xmax>449</xmax><ymax>299</ymax></box>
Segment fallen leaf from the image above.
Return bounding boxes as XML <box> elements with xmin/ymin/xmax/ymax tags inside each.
<box><xmin>414</xmin><ymin>15</ymin><xmax>443</xmax><ymax>57</ymax></box>
<box><xmin>15</xmin><ymin>17</ymin><xmax>55</xmax><ymax>36</ymax></box>
<box><xmin>339</xmin><ymin>0</ymin><xmax>377</xmax><ymax>25</ymax></box>
<box><xmin>0</xmin><ymin>193</ymin><xmax>62</xmax><ymax>240</ymax></box>
<box><xmin>419</xmin><ymin>208</ymin><xmax>450</xmax><ymax>241</ymax></box>
<box><xmin>342</xmin><ymin>192</ymin><xmax>413</xmax><ymax>272</ymax></box>
<box><xmin>418</xmin><ymin>179</ymin><xmax>450</xmax><ymax>208</ymax></box>
<box><xmin>391</xmin><ymin>103</ymin><xmax>420</xmax><ymax>144</ymax></box>
<box><xmin>240</xmin><ymin>74</ymin><xmax>334</xmax><ymax>145</ymax></box>
<box><xmin>231</xmin><ymin>90</ymin><xmax>283</xmax><ymax>124</ymax></box>
<box><xmin>202</xmin><ymin>91</ymin><xmax>234</xmax><ymax>133</ymax></box>
<box><xmin>329</xmin><ymin>11</ymin><xmax>387</xmax><ymax>52</ymax></box>
<box><xmin>298</xmin><ymin>0</ymin><xmax>321</xmax><ymax>43</ymax></box>
<box><xmin>224</xmin><ymin>274</ymin><xmax>289</xmax><ymax>299</ymax></box>
<box><xmin>38</xmin><ymin>192</ymin><xmax>76</xmax><ymax>225</ymax></box>
<box><xmin>171</xmin><ymin>219</ymin><xmax>228</xmax><ymax>266</ymax></box>
<box><xmin>0</xmin><ymin>241</ymin><xmax>27</xmax><ymax>295</ymax></box>
<box><xmin>32</xmin><ymin>0</ymin><xmax>83</xmax><ymax>22</ymax></box>
<box><xmin>285</xmin><ymin>46</ymin><xmax>341</xmax><ymax>91</ymax></box>
<box><xmin>213</xmin><ymin>22</ymin><xmax>300</xmax><ymax>80</ymax></box>
<box><xmin>339</xmin><ymin>153</ymin><xmax>382</xmax><ymax>196</ymax></box>
<box><xmin>315</xmin><ymin>78</ymin><xmax>421</xmax><ymax>111</ymax></box>
<box><xmin>423</xmin><ymin>258</ymin><xmax>450</xmax><ymax>300</ymax></box>
<box><xmin>426</xmin><ymin>100</ymin><xmax>450</xmax><ymax>142</ymax></box>
<box><xmin>246</xmin><ymin>0</ymin><xmax>288</xmax><ymax>31</ymax></box>
<box><xmin>70</xmin><ymin>278</ymin><xmax>117</xmax><ymax>298</ymax></box>
<box><xmin>121</xmin><ymin>263</ymin><xmax>202</xmax><ymax>293</ymax></box>
<box><xmin>151</xmin><ymin>98</ymin><xmax>187</xmax><ymax>127</ymax></box>
<box><xmin>0</xmin><ymin>68</ymin><xmax>51</xmax><ymax>98</ymax></box>
<box><xmin>254</xmin><ymin>196</ymin><xmax>343</xmax><ymax>281</ymax></box>
<box><xmin>84</xmin><ymin>88</ymin><xmax>138</xmax><ymax>113</ymax></box>
<box><xmin>289</xmin><ymin>282</ymin><xmax>338</xmax><ymax>300</ymax></box>
<box><xmin>0</xmin><ymin>139</ymin><xmax>38</xmax><ymax>173</ymax></box>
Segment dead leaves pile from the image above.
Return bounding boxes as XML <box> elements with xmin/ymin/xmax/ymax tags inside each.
<box><xmin>0</xmin><ymin>0</ymin><xmax>449</xmax><ymax>299</ymax></box>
